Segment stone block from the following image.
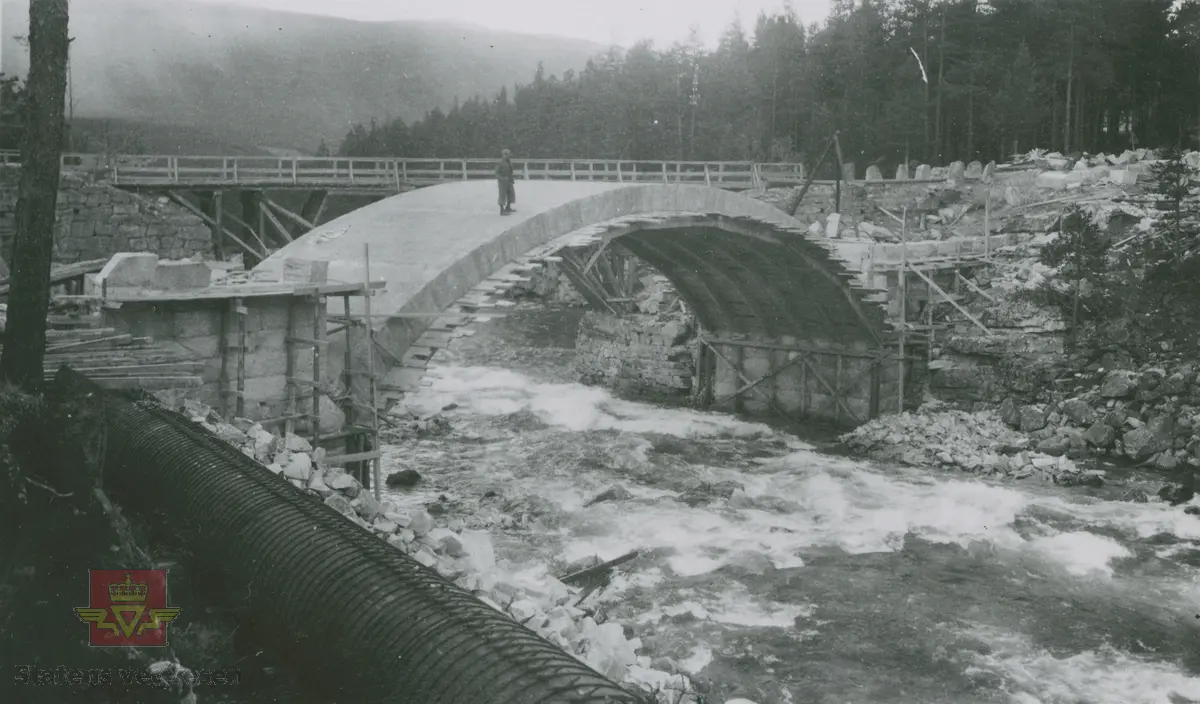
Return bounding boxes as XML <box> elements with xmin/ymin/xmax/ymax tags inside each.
<box><xmin>1035</xmin><ymin>172</ymin><xmax>1070</xmax><ymax>190</ymax></box>
<box><xmin>153</xmin><ymin>260</ymin><xmax>210</xmax><ymax>290</ymax></box>
<box><xmin>915</xmin><ymin>164</ymin><xmax>932</xmax><ymax>180</ymax></box>
<box><xmin>282</xmin><ymin>258</ymin><xmax>330</xmax><ymax>284</ymax></box>
<box><xmin>895</xmin><ymin>164</ymin><xmax>910</xmax><ymax>180</ymax></box>
<box><xmin>865</xmin><ymin>165</ymin><xmax>883</xmax><ymax>181</ymax></box>
<box><xmin>1109</xmin><ymin>170</ymin><xmax>1138</xmax><ymax>186</ymax></box>
<box><xmin>96</xmin><ymin>252</ymin><xmax>158</xmax><ymax>287</ymax></box>
<box><xmin>965</xmin><ymin>161</ymin><xmax>983</xmax><ymax>179</ymax></box>
<box><xmin>947</xmin><ymin>161</ymin><xmax>966</xmax><ymax>181</ymax></box>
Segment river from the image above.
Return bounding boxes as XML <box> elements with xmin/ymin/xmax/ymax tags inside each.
<box><xmin>379</xmin><ymin>305</ymin><xmax>1200</xmax><ymax>704</ymax></box>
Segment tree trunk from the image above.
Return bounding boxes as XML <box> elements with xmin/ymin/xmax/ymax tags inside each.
<box><xmin>923</xmin><ymin>10</ymin><xmax>931</xmax><ymax>160</ymax></box>
<box><xmin>934</xmin><ymin>6</ymin><xmax>946</xmax><ymax>163</ymax></box>
<box><xmin>1</xmin><ymin>0</ymin><xmax>70</xmax><ymax>392</ymax></box>
<box><xmin>1063</xmin><ymin>24</ymin><xmax>1074</xmax><ymax>154</ymax></box>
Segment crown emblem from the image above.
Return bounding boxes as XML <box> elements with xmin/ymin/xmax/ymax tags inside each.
<box><xmin>108</xmin><ymin>573</ymin><xmax>148</xmax><ymax>603</ymax></box>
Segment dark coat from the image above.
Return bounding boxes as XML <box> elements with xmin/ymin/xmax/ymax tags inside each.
<box><xmin>495</xmin><ymin>158</ymin><xmax>514</xmax><ymax>179</ymax></box>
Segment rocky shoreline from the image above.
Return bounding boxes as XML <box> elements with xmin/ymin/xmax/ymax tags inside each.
<box><xmin>841</xmin><ymin>356</ymin><xmax>1200</xmax><ymax>511</ymax></box>
<box><xmin>184</xmin><ymin>400</ymin><xmax>703</xmax><ymax>704</ymax></box>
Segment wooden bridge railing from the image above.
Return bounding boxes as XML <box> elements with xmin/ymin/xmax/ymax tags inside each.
<box><xmin>0</xmin><ymin>150</ymin><xmax>812</xmax><ymax>189</ymax></box>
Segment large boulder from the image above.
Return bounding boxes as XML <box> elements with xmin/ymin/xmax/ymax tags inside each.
<box><xmin>1019</xmin><ymin>404</ymin><xmax>1048</xmax><ymax>432</ymax></box>
<box><xmin>1099</xmin><ymin>370</ymin><xmax>1138</xmax><ymax>398</ymax></box>
<box><xmin>1060</xmin><ymin>397</ymin><xmax>1095</xmax><ymax>426</ymax></box>
<box><xmin>1122</xmin><ymin>416</ymin><xmax>1173</xmax><ymax>460</ymax></box>
<box><xmin>1083</xmin><ymin>421</ymin><xmax>1116</xmax><ymax>448</ymax></box>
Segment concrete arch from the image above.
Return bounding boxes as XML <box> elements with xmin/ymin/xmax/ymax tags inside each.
<box><xmin>258</xmin><ymin>180</ymin><xmax>891</xmax><ymax>405</ymax></box>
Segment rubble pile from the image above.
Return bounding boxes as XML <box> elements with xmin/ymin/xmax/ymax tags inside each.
<box><xmin>177</xmin><ymin>399</ymin><xmax>701</xmax><ymax>703</ymax></box>
<box><xmin>841</xmin><ymin>403</ymin><xmax>1099</xmax><ymax>484</ymax></box>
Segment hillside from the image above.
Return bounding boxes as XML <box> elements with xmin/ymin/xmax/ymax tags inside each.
<box><xmin>0</xmin><ymin>0</ymin><xmax>605</xmax><ymax>154</ymax></box>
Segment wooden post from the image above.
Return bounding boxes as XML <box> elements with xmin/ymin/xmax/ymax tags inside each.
<box><xmin>616</xmin><ymin>162</ymin><xmax>623</xmax><ymax>182</ymax></box>
<box><xmin>285</xmin><ymin>299</ymin><xmax>298</xmax><ymax>438</ymax></box>
<box><xmin>311</xmin><ymin>294</ymin><xmax>324</xmax><ymax>447</ymax></box>
<box><xmin>364</xmin><ymin>244</ymin><xmax>382</xmax><ymax>502</ymax></box>
<box><xmin>235</xmin><ymin>297</ymin><xmax>246</xmax><ymax>418</ymax></box>
<box><xmin>341</xmin><ymin>295</ymin><xmax>358</xmax><ymax>483</ymax></box>
<box><xmin>733</xmin><ymin>344</ymin><xmax>745</xmax><ymax>414</ymax></box>
<box><xmin>984</xmin><ymin>191</ymin><xmax>991</xmax><ymax>262</ymax></box>
<box><xmin>898</xmin><ymin>206</ymin><xmax>907</xmax><ymax>413</ymax></box>
<box><xmin>570</xmin><ymin>161</ymin><xmax>577</xmax><ymax>180</ymax></box>
<box><xmin>833</xmin><ymin>132</ymin><xmax>846</xmax><ymax>214</ymax></box>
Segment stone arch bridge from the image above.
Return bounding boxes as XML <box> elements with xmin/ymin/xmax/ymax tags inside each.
<box><xmin>258</xmin><ymin>181</ymin><xmax>910</xmax><ymax>426</ymax></box>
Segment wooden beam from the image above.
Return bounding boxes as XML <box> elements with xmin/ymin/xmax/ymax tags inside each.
<box><xmin>166</xmin><ymin>191</ymin><xmax>264</xmax><ymax>260</ymax></box>
<box><xmin>264</xmin><ymin>197</ymin><xmax>314</xmax><ymax>232</ymax></box>
<box><xmin>908</xmin><ymin>266</ymin><xmax>992</xmax><ymax>335</ymax></box>
<box><xmin>955</xmin><ymin>270</ymin><xmax>996</xmax><ymax>303</ymax></box>
<box><xmin>557</xmin><ymin>252</ymin><xmax>617</xmax><ymax>314</ymax></box>
<box><xmin>701</xmin><ymin>339</ymin><xmax>791</xmax><ymax>417</ymax></box>
<box><xmin>258</xmin><ymin>200</ymin><xmax>293</xmax><ymax>243</ymax></box>
<box><xmin>714</xmin><ymin>349</ymin><xmax>805</xmax><ymax>407</ymax></box>
<box><xmin>797</xmin><ymin>352</ymin><xmax>862</xmax><ymax>423</ymax></box>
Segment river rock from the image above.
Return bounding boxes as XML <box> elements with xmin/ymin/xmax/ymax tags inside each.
<box><xmin>586</xmin><ymin>484</ymin><xmax>633</xmax><ymax>507</ymax></box>
<box><xmin>307</xmin><ymin>470</ymin><xmax>332</xmax><ymax>496</ymax></box>
<box><xmin>1035</xmin><ymin>436</ymin><xmax>1070</xmax><ymax>457</ymax></box>
<box><xmin>324</xmin><ymin>494</ymin><xmax>355</xmax><ymax>518</ymax></box>
<box><xmin>1161</xmin><ymin>372</ymin><xmax>1189</xmax><ymax>396</ymax></box>
<box><xmin>1061</xmin><ymin>398</ymin><xmax>1094</xmax><ymax>426</ymax></box>
<box><xmin>212</xmin><ymin>422</ymin><xmax>247</xmax><ymax>445</ymax></box>
<box><xmin>282</xmin><ymin>452</ymin><xmax>313</xmax><ymax>482</ymax></box>
<box><xmin>327</xmin><ymin>471</ymin><xmax>361</xmax><ymax>498</ymax></box>
<box><xmin>1100</xmin><ymin>370</ymin><xmax>1138</xmax><ymax>398</ymax></box>
<box><xmin>409</xmin><ymin>509</ymin><xmax>435</xmax><ymax>536</ymax></box>
<box><xmin>385</xmin><ymin>469</ymin><xmax>422</xmax><ymax>489</ymax></box>
<box><xmin>284</xmin><ymin>432</ymin><xmax>312</xmax><ymax>453</ymax></box>
<box><xmin>1019</xmin><ymin>404</ymin><xmax>1048</xmax><ymax>432</ymax></box>
<box><xmin>1082</xmin><ymin>421</ymin><xmax>1115</xmax><ymax>447</ymax></box>
<box><xmin>351</xmin><ymin>492</ymin><xmax>382</xmax><ymax>521</ymax></box>
<box><xmin>998</xmin><ymin>397</ymin><xmax>1021</xmax><ymax>428</ymax></box>
<box><xmin>426</xmin><ymin>527</ymin><xmax>466</xmax><ymax>557</ymax></box>
<box><xmin>373</xmin><ymin>516</ymin><xmax>399</xmax><ymax>534</ymax></box>
<box><xmin>1123</xmin><ymin>424</ymin><xmax>1171</xmax><ymax>461</ymax></box>
<box><xmin>250</xmin><ymin>427</ymin><xmax>277</xmax><ymax>461</ymax></box>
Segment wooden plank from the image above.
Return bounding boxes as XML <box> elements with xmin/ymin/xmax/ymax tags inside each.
<box><xmin>77</xmin><ymin>376</ymin><xmax>204</xmax><ymax>390</ymax></box>
<box><xmin>45</xmin><ymin>334</ymin><xmax>133</xmax><ymax>352</ymax></box>
<box><xmin>0</xmin><ymin>258</ymin><xmax>108</xmax><ymax>297</ymax></box>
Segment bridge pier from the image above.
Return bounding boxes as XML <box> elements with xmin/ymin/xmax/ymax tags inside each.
<box><xmin>695</xmin><ymin>333</ymin><xmax>920</xmax><ymax>426</ymax></box>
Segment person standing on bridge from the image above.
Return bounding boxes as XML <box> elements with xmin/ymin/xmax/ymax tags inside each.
<box><xmin>496</xmin><ymin>149</ymin><xmax>517</xmax><ymax>215</ymax></box>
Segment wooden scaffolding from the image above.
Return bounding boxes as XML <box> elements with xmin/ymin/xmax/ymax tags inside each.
<box><xmin>219</xmin><ymin>253</ymin><xmax>385</xmax><ymax>501</ymax></box>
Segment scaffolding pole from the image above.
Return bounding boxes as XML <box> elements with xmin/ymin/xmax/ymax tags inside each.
<box><xmin>898</xmin><ymin>206</ymin><xmax>907</xmax><ymax>413</ymax></box>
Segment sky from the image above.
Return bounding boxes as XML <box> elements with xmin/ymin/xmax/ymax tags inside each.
<box><xmin>188</xmin><ymin>0</ymin><xmax>834</xmax><ymax>48</ymax></box>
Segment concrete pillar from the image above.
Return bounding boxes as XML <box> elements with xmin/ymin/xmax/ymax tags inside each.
<box><xmin>841</xmin><ymin>162</ymin><xmax>856</xmax><ymax>182</ymax></box>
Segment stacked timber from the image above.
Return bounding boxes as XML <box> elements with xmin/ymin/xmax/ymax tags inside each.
<box><xmin>0</xmin><ymin>313</ymin><xmax>203</xmax><ymax>391</ymax></box>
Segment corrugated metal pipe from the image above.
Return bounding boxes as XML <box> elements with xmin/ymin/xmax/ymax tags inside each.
<box><xmin>52</xmin><ymin>368</ymin><xmax>647</xmax><ymax>704</ymax></box>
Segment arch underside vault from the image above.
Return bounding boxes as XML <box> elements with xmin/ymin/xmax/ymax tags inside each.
<box><xmin>562</xmin><ymin>213</ymin><xmax>889</xmax><ymax>347</ymax></box>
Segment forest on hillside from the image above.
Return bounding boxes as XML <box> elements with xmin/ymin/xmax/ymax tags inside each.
<box><xmin>337</xmin><ymin>0</ymin><xmax>1200</xmax><ymax>174</ymax></box>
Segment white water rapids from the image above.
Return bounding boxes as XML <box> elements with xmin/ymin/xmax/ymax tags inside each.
<box><xmin>374</xmin><ymin>309</ymin><xmax>1200</xmax><ymax>704</ymax></box>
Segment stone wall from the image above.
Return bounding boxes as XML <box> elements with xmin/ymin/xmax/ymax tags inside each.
<box><xmin>574</xmin><ymin>312</ymin><xmax>697</xmax><ymax>400</ymax></box>
<box><xmin>0</xmin><ymin>165</ymin><xmax>211</xmax><ymax>264</ymax></box>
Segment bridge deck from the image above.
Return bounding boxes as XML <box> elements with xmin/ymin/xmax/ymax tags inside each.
<box><xmin>1</xmin><ymin>151</ymin><xmax>813</xmax><ymax>191</ymax></box>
